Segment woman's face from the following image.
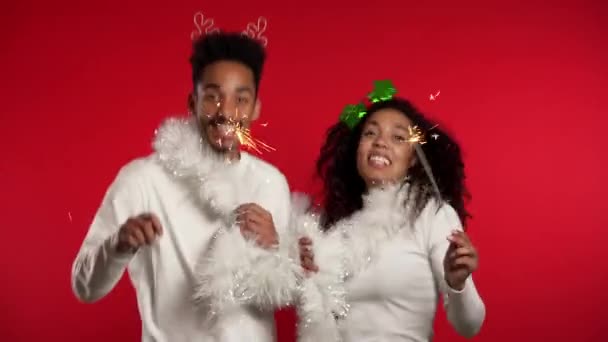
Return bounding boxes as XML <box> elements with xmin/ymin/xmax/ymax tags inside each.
<box><xmin>356</xmin><ymin>109</ymin><xmax>416</xmax><ymax>188</ymax></box>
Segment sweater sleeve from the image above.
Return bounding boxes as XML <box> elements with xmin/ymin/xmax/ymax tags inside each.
<box><xmin>70</xmin><ymin>160</ymin><xmax>147</xmax><ymax>303</ymax></box>
<box><xmin>425</xmin><ymin>203</ymin><xmax>486</xmax><ymax>338</ymax></box>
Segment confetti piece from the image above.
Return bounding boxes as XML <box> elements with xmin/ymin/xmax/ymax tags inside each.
<box><xmin>429</xmin><ymin>90</ymin><xmax>441</xmax><ymax>101</ymax></box>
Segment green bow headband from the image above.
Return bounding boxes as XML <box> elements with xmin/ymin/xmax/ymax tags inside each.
<box><xmin>339</xmin><ymin>79</ymin><xmax>397</xmax><ymax>129</ymax></box>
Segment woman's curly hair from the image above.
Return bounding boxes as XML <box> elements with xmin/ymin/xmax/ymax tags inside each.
<box><xmin>316</xmin><ymin>97</ymin><xmax>471</xmax><ymax>230</ymax></box>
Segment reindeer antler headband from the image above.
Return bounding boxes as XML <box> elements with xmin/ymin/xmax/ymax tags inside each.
<box><xmin>190</xmin><ymin>11</ymin><xmax>269</xmax><ymax>47</ymax></box>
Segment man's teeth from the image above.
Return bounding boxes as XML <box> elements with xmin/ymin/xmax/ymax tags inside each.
<box><xmin>369</xmin><ymin>155</ymin><xmax>390</xmax><ymax>166</ymax></box>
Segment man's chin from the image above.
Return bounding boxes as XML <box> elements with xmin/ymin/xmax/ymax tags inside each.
<box><xmin>207</xmin><ymin>137</ymin><xmax>240</xmax><ymax>154</ymax></box>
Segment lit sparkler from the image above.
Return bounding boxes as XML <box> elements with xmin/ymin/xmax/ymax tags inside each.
<box><xmin>407</xmin><ymin>124</ymin><xmax>441</xmax><ymax>200</ymax></box>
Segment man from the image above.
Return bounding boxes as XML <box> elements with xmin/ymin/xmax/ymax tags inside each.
<box><xmin>71</xmin><ymin>32</ymin><xmax>295</xmax><ymax>341</ymax></box>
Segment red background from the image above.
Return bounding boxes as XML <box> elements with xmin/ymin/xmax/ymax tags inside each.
<box><xmin>1</xmin><ymin>0</ymin><xmax>607</xmax><ymax>341</ymax></box>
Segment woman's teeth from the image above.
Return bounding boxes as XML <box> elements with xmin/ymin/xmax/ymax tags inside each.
<box><xmin>369</xmin><ymin>155</ymin><xmax>390</xmax><ymax>166</ymax></box>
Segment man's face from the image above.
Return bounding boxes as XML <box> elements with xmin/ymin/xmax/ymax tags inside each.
<box><xmin>191</xmin><ymin>61</ymin><xmax>260</xmax><ymax>154</ymax></box>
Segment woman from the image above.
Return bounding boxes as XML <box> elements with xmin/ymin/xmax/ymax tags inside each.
<box><xmin>292</xmin><ymin>84</ymin><xmax>486</xmax><ymax>342</ymax></box>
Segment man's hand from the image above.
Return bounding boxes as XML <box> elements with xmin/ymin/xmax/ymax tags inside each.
<box><xmin>443</xmin><ymin>230</ymin><xmax>479</xmax><ymax>291</ymax></box>
<box><xmin>235</xmin><ymin>203</ymin><xmax>278</xmax><ymax>249</ymax></box>
<box><xmin>116</xmin><ymin>213</ymin><xmax>163</xmax><ymax>253</ymax></box>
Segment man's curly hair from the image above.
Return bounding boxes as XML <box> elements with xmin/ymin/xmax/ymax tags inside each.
<box><xmin>190</xmin><ymin>32</ymin><xmax>266</xmax><ymax>93</ymax></box>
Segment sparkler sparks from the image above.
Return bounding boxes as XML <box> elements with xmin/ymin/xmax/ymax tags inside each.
<box><xmin>407</xmin><ymin>124</ymin><xmax>439</xmax><ymax>145</ymax></box>
<box><xmin>219</xmin><ymin>118</ymin><xmax>276</xmax><ymax>154</ymax></box>
<box><xmin>407</xmin><ymin>125</ymin><xmax>427</xmax><ymax>145</ymax></box>
<box><xmin>235</xmin><ymin>124</ymin><xmax>276</xmax><ymax>154</ymax></box>
<box><xmin>201</xmin><ymin>102</ymin><xmax>276</xmax><ymax>154</ymax></box>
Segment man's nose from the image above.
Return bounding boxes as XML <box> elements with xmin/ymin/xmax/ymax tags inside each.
<box><xmin>218</xmin><ymin>99</ymin><xmax>239</xmax><ymax>121</ymax></box>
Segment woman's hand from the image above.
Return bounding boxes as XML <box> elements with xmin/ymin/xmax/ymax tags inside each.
<box><xmin>443</xmin><ymin>230</ymin><xmax>479</xmax><ymax>291</ymax></box>
<box><xmin>299</xmin><ymin>237</ymin><xmax>319</xmax><ymax>274</ymax></box>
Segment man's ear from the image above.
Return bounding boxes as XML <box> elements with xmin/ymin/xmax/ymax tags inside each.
<box><xmin>187</xmin><ymin>93</ymin><xmax>195</xmax><ymax>115</ymax></box>
<box><xmin>251</xmin><ymin>98</ymin><xmax>261</xmax><ymax>121</ymax></box>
